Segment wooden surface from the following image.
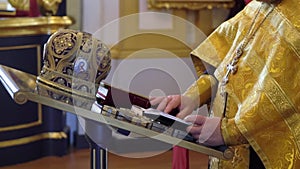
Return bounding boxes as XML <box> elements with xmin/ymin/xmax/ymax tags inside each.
<box><xmin>0</xmin><ymin>148</ymin><xmax>209</xmax><ymax>169</ymax></box>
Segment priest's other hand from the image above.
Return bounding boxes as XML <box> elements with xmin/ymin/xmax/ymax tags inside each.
<box><xmin>185</xmin><ymin>115</ymin><xmax>225</xmax><ymax>146</ymax></box>
<box><xmin>149</xmin><ymin>95</ymin><xmax>198</xmax><ymax>119</ymax></box>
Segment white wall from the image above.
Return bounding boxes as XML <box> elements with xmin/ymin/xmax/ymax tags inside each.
<box><xmin>104</xmin><ymin>50</ymin><xmax>198</xmax><ymax>98</ymax></box>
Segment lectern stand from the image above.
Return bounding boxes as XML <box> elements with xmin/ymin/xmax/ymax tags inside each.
<box><xmin>88</xmin><ymin>137</ymin><xmax>108</xmax><ymax>169</ymax></box>
<box><xmin>0</xmin><ymin>65</ymin><xmax>234</xmax><ymax>169</ymax></box>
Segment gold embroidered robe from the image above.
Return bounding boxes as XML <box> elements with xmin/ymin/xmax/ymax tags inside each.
<box><xmin>189</xmin><ymin>0</ymin><xmax>300</xmax><ymax>168</ymax></box>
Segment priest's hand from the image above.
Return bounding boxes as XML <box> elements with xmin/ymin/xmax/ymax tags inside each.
<box><xmin>185</xmin><ymin>115</ymin><xmax>225</xmax><ymax>146</ymax></box>
<box><xmin>149</xmin><ymin>95</ymin><xmax>198</xmax><ymax>119</ymax></box>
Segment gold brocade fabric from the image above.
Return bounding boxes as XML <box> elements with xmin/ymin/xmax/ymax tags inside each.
<box><xmin>183</xmin><ymin>74</ymin><xmax>217</xmax><ymax>107</ymax></box>
<box><xmin>190</xmin><ymin>0</ymin><xmax>300</xmax><ymax>168</ymax></box>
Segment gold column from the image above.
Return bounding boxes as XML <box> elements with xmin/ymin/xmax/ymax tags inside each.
<box><xmin>147</xmin><ymin>0</ymin><xmax>235</xmax><ymax>35</ymax></box>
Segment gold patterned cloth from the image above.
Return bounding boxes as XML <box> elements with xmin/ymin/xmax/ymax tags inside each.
<box><xmin>190</xmin><ymin>0</ymin><xmax>300</xmax><ymax>168</ymax></box>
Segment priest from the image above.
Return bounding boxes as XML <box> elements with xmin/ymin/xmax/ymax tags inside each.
<box><xmin>151</xmin><ymin>0</ymin><xmax>300</xmax><ymax>168</ymax></box>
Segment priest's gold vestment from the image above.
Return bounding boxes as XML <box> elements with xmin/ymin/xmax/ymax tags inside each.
<box><xmin>189</xmin><ymin>0</ymin><xmax>300</xmax><ymax>168</ymax></box>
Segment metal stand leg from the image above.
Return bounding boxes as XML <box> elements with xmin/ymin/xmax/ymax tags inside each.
<box><xmin>88</xmin><ymin>137</ymin><xmax>108</xmax><ymax>169</ymax></box>
<box><xmin>85</xmin><ymin>118</ymin><xmax>112</xmax><ymax>169</ymax></box>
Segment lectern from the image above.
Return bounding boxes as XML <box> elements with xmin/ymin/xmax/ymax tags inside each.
<box><xmin>0</xmin><ymin>29</ymin><xmax>233</xmax><ymax>169</ymax></box>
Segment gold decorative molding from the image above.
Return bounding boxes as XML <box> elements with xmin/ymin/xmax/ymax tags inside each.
<box><xmin>0</xmin><ymin>44</ymin><xmax>42</xmax><ymax>132</ymax></box>
<box><xmin>0</xmin><ymin>16</ymin><xmax>73</xmax><ymax>37</ymax></box>
<box><xmin>0</xmin><ymin>11</ymin><xmax>16</xmax><ymax>16</ymax></box>
<box><xmin>110</xmin><ymin>46</ymin><xmax>191</xmax><ymax>60</ymax></box>
<box><xmin>8</xmin><ymin>0</ymin><xmax>29</xmax><ymax>11</ymax></box>
<box><xmin>148</xmin><ymin>0</ymin><xmax>235</xmax><ymax>35</ymax></box>
<box><xmin>0</xmin><ymin>106</ymin><xmax>42</xmax><ymax>132</ymax></box>
<box><xmin>37</xmin><ymin>0</ymin><xmax>63</xmax><ymax>16</ymax></box>
<box><xmin>0</xmin><ymin>132</ymin><xmax>67</xmax><ymax>148</ymax></box>
<box><xmin>147</xmin><ymin>0</ymin><xmax>235</xmax><ymax>10</ymax></box>
<box><xmin>116</xmin><ymin>0</ymin><xmax>192</xmax><ymax>59</ymax></box>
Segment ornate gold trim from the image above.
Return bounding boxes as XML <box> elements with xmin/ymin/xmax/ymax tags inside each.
<box><xmin>110</xmin><ymin>47</ymin><xmax>191</xmax><ymax>59</ymax></box>
<box><xmin>147</xmin><ymin>0</ymin><xmax>235</xmax><ymax>10</ymax></box>
<box><xmin>0</xmin><ymin>106</ymin><xmax>42</xmax><ymax>132</ymax></box>
<box><xmin>0</xmin><ymin>16</ymin><xmax>73</xmax><ymax>37</ymax></box>
<box><xmin>8</xmin><ymin>0</ymin><xmax>30</xmax><ymax>11</ymax></box>
<box><xmin>0</xmin><ymin>11</ymin><xmax>16</xmax><ymax>16</ymax></box>
<box><xmin>0</xmin><ymin>132</ymin><xmax>67</xmax><ymax>148</ymax></box>
<box><xmin>0</xmin><ymin>44</ymin><xmax>42</xmax><ymax>132</ymax></box>
<box><xmin>37</xmin><ymin>0</ymin><xmax>63</xmax><ymax>16</ymax></box>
